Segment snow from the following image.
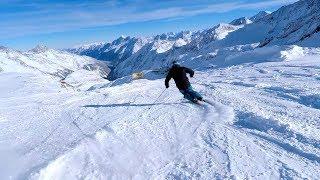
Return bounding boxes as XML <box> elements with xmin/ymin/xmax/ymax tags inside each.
<box><xmin>152</xmin><ymin>40</ymin><xmax>175</xmax><ymax>54</ymax></box>
<box><xmin>66</xmin><ymin>36</ymin><xmax>152</xmax><ymax>66</ymax></box>
<box><xmin>72</xmin><ymin>42</ymin><xmax>105</xmax><ymax>50</ymax></box>
<box><xmin>0</xmin><ymin>46</ymin><xmax>110</xmax><ymax>80</ymax></box>
<box><xmin>1</xmin><ymin>44</ymin><xmax>320</xmax><ymax>179</ymax></box>
<box><xmin>1</xmin><ymin>0</ymin><xmax>320</xmax><ymax>179</ymax></box>
<box><xmin>173</xmin><ymin>38</ymin><xmax>187</xmax><ymax>48</ymax></box>
<box><xmin>230</xmin><ymin>17</ymin><xmax>252</xmax><ymax>26</ymax></box>
<box><xmin>63</xmin><ymin>70</ymin><xmax>109</xmax><ymax>91</ymax></box>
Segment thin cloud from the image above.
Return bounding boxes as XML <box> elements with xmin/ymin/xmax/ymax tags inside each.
<box><xmin>0</xmin><ymin>0</ymin><xmax>299</xmax><ymax>39</ymax></box>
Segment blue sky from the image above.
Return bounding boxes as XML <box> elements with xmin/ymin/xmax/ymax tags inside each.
<box><xmin>0</xmin><ymin>0</ymin><xmax>298</xmax><ymax>50</ymax></box>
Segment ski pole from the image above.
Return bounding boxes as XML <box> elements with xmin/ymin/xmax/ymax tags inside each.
<box><xmin>138</xmin><ymin>88</ymin><xmax>167</xmax><ymax>118</ymax></box>
<box><xmin>148</xmin><ymin>88</ymin><xmax>167</xmax><ymax>109</ymax></box>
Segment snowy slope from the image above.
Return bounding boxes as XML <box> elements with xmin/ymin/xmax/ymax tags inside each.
<box><xmin>0</xmin><ymin>45</ymin><xmax>110</xmax><ymax>86</ymax></box>
<box><xmin>1</xmin><ymin>45</ymin><xmax>319</xmax><ymax>179</ymax></box>
<box><xmin>222</xmin><ymin>0</ymin><xmax>320</xmax><ymax>47</ymax></box>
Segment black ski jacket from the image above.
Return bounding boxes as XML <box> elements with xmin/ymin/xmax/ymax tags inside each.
<box><xmin>165</xmin><ymin>65</ymin><xmax>194</xmax><ymax>90</ymax></box>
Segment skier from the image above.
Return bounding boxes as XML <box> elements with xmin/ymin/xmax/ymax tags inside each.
<box><xmin>165</xmin><ymin>62</ymin><xmax>203</xmax><ymax>103</ymax></box>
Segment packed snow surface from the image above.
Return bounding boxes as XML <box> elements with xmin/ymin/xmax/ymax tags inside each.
<box><xmin>0</xmin><ymin>45</ymin><xmax>319</xmax><ymax>179</ymax></box>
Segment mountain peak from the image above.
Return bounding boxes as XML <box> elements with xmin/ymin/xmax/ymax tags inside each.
<box><xmin>113</xmin><ymin>35</ymin><xmax>131</xmax><ymax>45</ymax></box>
<box><xmin>30</xmin><ymin>45</ymin><xmax>49</xmax><ymax>53</ymax></box>
<box><xmin>230</xmin><ymin>17</ymin><xmax>252</xmax><ymax>26</ymax></box>
<box><xmin>0</xmin><ymin>46</ymin><xmax>9</xmax><ymax>51</ymax></box>
<box><xmin>250</xmin><ymin>11</ymin><xmax>271</xmax><ymax>22</ymax></box>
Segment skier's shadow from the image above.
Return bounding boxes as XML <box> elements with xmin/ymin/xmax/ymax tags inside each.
<box><xmin>83</xmin><ymin>102</ymin><xmax>186</xmax><ymax>108</ymax></box>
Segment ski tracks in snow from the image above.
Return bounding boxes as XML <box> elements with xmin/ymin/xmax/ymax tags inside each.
<box><xmin>2</xmin><ymin>60</ymin><xmax>320</xmax><ymax>179</ymax></box>
<box><xmin>194</xmin><ymin>61</ymin><xmax>320</xmax><ymax>179</ymax></box>
<box><xmin>29</xmin><ymin>81</ymin><xmax>239</xmax><ymax>179</ymax></box>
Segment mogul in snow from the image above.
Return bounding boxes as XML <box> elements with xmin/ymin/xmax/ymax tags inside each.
<box><xmin>165</xmin><ymin>61</ymin><xmax>203</xmax><ymax>103</ymax></box>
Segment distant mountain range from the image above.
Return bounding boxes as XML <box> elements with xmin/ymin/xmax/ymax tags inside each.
<box><xmin>1</xmin><ymin>0</ymin><xmax>319</xmax><ymax>81</ymax></box>
<box><xmin>65</xmin><ymin>0</ymin><xmax>320</xmax><ymax>79</ymax></box>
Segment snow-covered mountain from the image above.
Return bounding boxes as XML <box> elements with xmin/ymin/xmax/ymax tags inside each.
<box><xmin>222</xmin><ymin>0</ymin><xmax>320</xmax><ymax>47</ymax></box>
<box><xmin>68</xmin><ymin>0</ymin><xmax>320</xmax><ymax>80</ymax></box>
<box><xmin>67</xmin><ymin>36</ymin><xmax>151</xmax><ymax>66</ymax></box>
<box><xmin>229</xmin><ymin>10</ymin><xmax>271</xmax><ymax>26</ymax></box>
<box><xmin>111</xmin><ymin>24</ymin><xmax>242</xmax><ymax>78</ymax></box>
<box><xmin>67</xmin><ymin>23</ymin><xmax>242</xmax><ymax>79</ymax></box>
<box><xmin>0</xmin><ymin>45</ymin><xmax>110</xmax><ymax>89</ymax></box>
<box><xmin>0</xmin><ymin>44</ymin><xmax>112</xmax><ymax>94</ymax></box>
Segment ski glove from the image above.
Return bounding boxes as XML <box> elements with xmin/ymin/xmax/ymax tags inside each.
<box><xmin>189</xmin><ymin>71</ymin><xmax>194</xmax><ymax>77</ymax></box>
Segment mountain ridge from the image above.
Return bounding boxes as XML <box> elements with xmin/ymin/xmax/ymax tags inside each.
<box><xmin>0</xmin><ymin>46</ymin><xmax>110</xmax><ymax>84</ymax></box>
<box><xmin>66</xmin><ymin>0</ymin><xmax>320</xmax><ymax>79</ymax></box>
